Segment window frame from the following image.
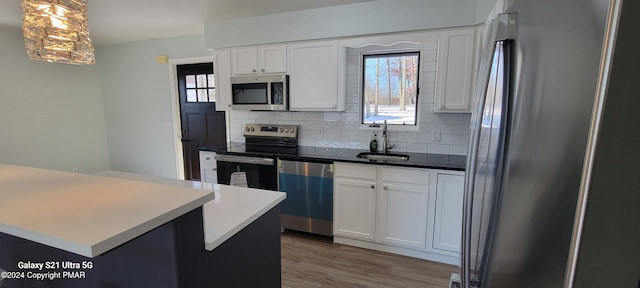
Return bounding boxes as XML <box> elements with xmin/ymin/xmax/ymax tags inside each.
<box><xmin>185</xmin><ymin>73</ymin><xmax>216</xmax><ymax>103</ymax></box>
<box><xmin>358</xmin><ymin>49</ymin><xmax>422</xmax><ymax>132</ymax></box>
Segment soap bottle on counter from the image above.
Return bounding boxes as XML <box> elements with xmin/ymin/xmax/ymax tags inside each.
<box><xmin>369</xmin><ymin>133</ymin><xmax>378</xmax><ymax>152</ymax></box>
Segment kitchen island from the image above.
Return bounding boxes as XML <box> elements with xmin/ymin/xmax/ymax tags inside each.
<box><xmin>0</xmin><ymin>164</ymin><xmax>285</xmax><ymax>288</ymax></box>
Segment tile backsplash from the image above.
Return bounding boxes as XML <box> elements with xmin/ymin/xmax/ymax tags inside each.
<box><xmin>227</xmin><ymin>40</ymin><xmax>471</xmax><ymax>156</ymax></box>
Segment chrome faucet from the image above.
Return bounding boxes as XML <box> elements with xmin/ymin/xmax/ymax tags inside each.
<box><xmin>381</xmin><ymin>120</ymin><xmax>395</xmax><ymax>153</ymax></box>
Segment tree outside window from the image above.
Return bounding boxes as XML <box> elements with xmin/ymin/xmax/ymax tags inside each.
<box><xmin>362</xmin><ymin>52</ymin><xmax>420</xmax><ymax>126</ymax></box>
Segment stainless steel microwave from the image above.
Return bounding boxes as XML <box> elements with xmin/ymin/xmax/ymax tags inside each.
<box><xmin>230</xmin><ymin>74</ymin><xmax>288</xmax><ymax>111</ymax></box>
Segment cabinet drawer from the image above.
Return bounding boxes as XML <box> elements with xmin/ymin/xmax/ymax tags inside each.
<box><xmin>334</xmin><ymin>162</ymin><xmax>376</xmax><ymax>180</ymax></box>
<box><xmin>199</xmin><ymin>151</ymin><xmax>217</xmax><ymax>166</ymax></box>
<box><xmin>381</xmin><ymin>167</ymin><xmax>429</xmax><ymax>186</ymax></box>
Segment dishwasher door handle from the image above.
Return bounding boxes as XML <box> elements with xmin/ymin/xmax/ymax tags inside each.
<box><xmin>214</xmin><ymin>155</ymin><xmax>274</xmax><ymax>166</ymax></box>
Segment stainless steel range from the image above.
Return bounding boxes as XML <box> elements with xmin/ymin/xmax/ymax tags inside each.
<box><xmin>214</xmin><ymin>124</ymin><xmax>297</xmax><ymax>190</ymax></box>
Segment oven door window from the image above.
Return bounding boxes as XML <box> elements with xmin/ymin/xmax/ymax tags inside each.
<box><xmin>232</xmin><ymin>83</ymin><xmax>268</xmax><ymax>104</ymax></box>
<box><xmin>217</xmin><ymin>161</ymin><xmax>276</xmax><ymax>190</ymax></box>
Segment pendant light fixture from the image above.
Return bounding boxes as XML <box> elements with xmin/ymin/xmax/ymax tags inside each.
<box><xmin>21</xmin><ymin>0</ymin><xmax>95</xmax><ymax>65</ymax></box>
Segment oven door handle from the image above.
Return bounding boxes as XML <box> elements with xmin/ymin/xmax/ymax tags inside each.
<box><xmin>214</xmin><ymin>154</ymin><xmax>274</xmax><ymax>166</ymax></box>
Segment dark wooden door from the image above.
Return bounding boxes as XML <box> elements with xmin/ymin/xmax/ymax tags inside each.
<box><xmin>177</xmin><ymin>63</ymin><xmax>226</xmax><ymax>180</ymax></box>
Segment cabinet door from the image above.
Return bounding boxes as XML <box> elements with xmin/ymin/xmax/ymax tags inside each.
<box><xmin>259</xmin><ymin>45</ymin><xmax>287</xmax><ymax>73</ymax></box>
<box><xmin>213</xmin><ymin>49</ymin><xmax>232</xmax><ymax>111</ymax></box>
<box><xmin>199</xmin><ymin>151</ymin><xmax>218</xmax><ymax>184</ymax></box>
<box><xmin>435</xmin><ymin>28</ymin><xmax>476</xmax><ymax>113</ymax></box>
<box><xmin>433</xmin><ymin>173</ymin><xmax>464</xmax><ymax>252</ymax></box>
<box><xmin>378</xmin><ymin>183</ymin><xmax>429</xmax><ymax>249</ymax></box>
<box><xmin>231</xmin><ymin>47</ymin><xmax>258</xmax><ymax>75</ymax></box>
<box><xmin>334</xmin><ymin>178</ymin><xmax>377</xmax><ymax>241</ymax></box>
<box><xmin>289</xmin><ymin>40</ymin><xmax>342</xmax><ymax>110</ymax></box>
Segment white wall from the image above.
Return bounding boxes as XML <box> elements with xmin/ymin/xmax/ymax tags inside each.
<box><xmin>97</xmin><ymin>34</ymin><xmax>213</xmax><ymax>177</ymax></box>
<box><xmin>205</xmin><ymin>0</ymin><xmax>478</xmax><ymax>49</ymax></box>
<box><xmin>476</xmin><ymin>0</ymin><xmax>500</xmax><ymax>23</ymax></box>
<box><xmin>0</xmin><ymin>26</ymin><xmax>110</xmax><ymax>173</ymax></box>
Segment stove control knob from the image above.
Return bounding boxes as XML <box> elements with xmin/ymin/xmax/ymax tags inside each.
<box><xmin>279</xmin><ymin>128</ymin><xmax>284</xmax><ymax>133</ymax></box>
<box><xmin>290</xmin><ymin>129</ymin><xmax>295</xmax><ymax>133</ymax></box>
<box><xmin>250</xmin><ymin>127</ymin><xmax>255</xmax><ymax>132</ymax></box>
<box><xmin>245</xmin><ymin>127</ymin><xmax>250</xmax><ymax>132</ymax></box>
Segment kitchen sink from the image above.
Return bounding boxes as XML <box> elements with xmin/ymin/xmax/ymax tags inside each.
<box><xmin>356</xmin><ymin>152</ymin><xmax>410</xmax><ymax>162</ymax></box>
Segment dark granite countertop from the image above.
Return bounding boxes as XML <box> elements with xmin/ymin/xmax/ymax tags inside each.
<box><xmin>198</xmin><ymin>143</ymin><xmax>465</xmax><ymax>171</ymax></box>
<box><xmin>284</xmin><ymin>146</ymin><xmax>465</xmax><ymax>171</ymax></box>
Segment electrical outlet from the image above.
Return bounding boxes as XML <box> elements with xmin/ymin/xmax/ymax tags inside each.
<box><xmin>152</xmin><ymin>166</ymin><xmax>158</xmax><ymax>174</ymax></box>
<box><xmin>72</xmin><ymin>168</ymin><xmax>79</xmax><ymax>173</ymax></box>
<box><xmin>432</xmin><ymin>130</ymin><xmax>442</xmax><ymax>142</ymax></box>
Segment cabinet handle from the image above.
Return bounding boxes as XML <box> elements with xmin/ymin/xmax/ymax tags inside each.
<box><xmin>370</xmin><ymin>185</ymin><xmax>375</xmax><ymax>189</ymax></box>
<box><xmin>205</xmin><ymin>157</ymin><xmax>211</xmax><ymax>160</ymax></box>
<box><xmin>252</xmin><ymin>69</ymin><xmax>257</xmax><ymax>73</ymax></box>
<box><xmin>261</xmin><ymin>68</ymin><xmax>265</xmax><ymax>72</ymax></box>
<box><xmin>383</xmin><ymin>186</ymin><xmax>388</xmax><ymax>190</ymax></box>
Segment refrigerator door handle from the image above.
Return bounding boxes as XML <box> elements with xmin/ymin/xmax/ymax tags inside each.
<box><xmin>461</xmin><ymin>13</ymin><xmax>518</xmax><ymax>288</ymax></box>
<box><xmin>461</xmin><ymin>22</ymin><xmax>496</xmax><ymax>288</ymax></box>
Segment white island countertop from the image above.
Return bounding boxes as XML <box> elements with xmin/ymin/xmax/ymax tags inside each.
<box><xmin>94</xmin><ymin>170</ymin><xmax>287</xmax><ymax>251</ymax></box>
<box><xmin>0</xmin><ymin>164</ymin><xmax>215</xmax><ymax>258</ymax></box>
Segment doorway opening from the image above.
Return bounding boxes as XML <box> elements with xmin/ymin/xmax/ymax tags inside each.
<box><xmin>175</xmin><ymin>62</ymin><xmax>227</xmax><ymax>180</ymax></box>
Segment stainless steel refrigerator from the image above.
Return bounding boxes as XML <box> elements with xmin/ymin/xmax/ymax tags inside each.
<box><xmin>459</xmin><ymin>0</ymin><xmax>640</xmax><ymax>287</ymax></box>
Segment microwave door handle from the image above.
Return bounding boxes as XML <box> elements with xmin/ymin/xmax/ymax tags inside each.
<box><xmin>266</xmin><ymin>80</ymin><xmax>272</xmax><ymax>105</ymax></box>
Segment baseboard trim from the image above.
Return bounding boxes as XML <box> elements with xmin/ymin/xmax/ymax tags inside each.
<box><xmin>334</xmin><ymin>236</ymin><xmax>459</xmax><ymax>265</ymax></box>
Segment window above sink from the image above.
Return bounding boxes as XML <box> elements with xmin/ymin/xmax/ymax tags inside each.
<box><xmin>361</xmin><ymin>51</ymin><xmax>421</xmax><ymax>129</ymax></box>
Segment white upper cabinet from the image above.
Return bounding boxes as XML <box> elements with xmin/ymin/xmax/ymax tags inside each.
<box><xmin>259</xmin><ymin>45</ymin><xmax>288</xmax><ymax>74</ymax></box>
<box><xmin>213</xmin><ymin>48</ymin><xmax>232</xmax><ymax>111</ymax></box>
<box><xmin>435</xmin><ymin>27</ymin><xmax>476</xmax><ymax>113</ymax></box>
<box><xmin>288</xmin><ymin>40</ymin><xmax>346</xmax><ymax>111</ymax></box>
<box><xmin>231</xmin><ymin>44</ymin><xmax>287</xmax><ymax>75</ymax></box>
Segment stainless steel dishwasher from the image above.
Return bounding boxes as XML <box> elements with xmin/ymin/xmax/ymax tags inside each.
<box><xmin>277</xmin><ymin>158</ymin><xmax>333</xmax><ymax>236</ymax></box>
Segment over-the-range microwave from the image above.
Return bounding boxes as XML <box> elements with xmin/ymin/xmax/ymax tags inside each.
<box><xmin>230</xmin><ymin>74</ymin><xmax>288</xmax><ymax>111</ymax></box>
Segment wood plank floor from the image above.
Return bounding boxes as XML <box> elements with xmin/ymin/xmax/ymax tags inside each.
<box><xmin>281</xmin><ymin>231</ymin><xmax>457</xmax><ymax>288</ymax></box>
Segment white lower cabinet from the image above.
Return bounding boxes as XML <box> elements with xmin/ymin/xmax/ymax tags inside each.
<box><xmin>433</xmin><ymin>171</ymin><xmax>465</xmax><ymax>253</ymax></box>
<box><xmin>199</xmin><ymin>151</ymin><xmax>217</xmax><ymax>184</ymax></box>
<box><xmin>378</xmin><ymin>166</ymin><xmax>430</xmax><ymax>249</ymax></box>
<box><xmin>333</xmin><ymin>162</ymin><xmax>464</xmax><ymax>265</ymax></box>
<box><xmin>334</xmin><ymin>163</ymin><xmax>429</xmax><ymax>250</ymax></box>
<box><xmin>333</xmin><ymin>178</ymin><xmax>376</xmax><ymax>241</ymax></box>
<box><xmin>378</xmin><ymin>183</ymin><xmax>429</xmax><ymax>249</ymax></box>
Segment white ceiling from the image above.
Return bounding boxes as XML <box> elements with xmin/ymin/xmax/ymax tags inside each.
<box><xmin>0</xmin><ymin>0</ymin><xmax>375</xmax><ymax>45</ymax></box>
